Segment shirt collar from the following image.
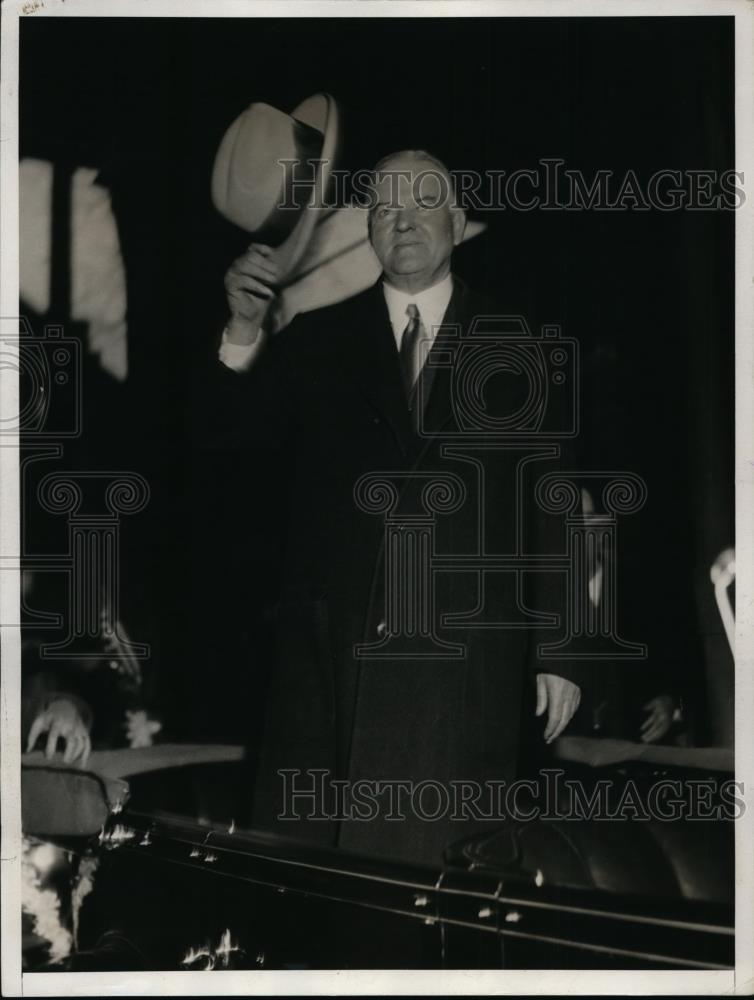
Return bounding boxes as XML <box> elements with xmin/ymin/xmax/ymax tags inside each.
<box><xmin>382</xmin><ymin>274</ymin><xmax>454</xmax><ymax>342</ymax></box>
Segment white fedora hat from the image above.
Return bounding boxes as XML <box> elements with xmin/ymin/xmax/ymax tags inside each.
<box><xmin>212</xmin><ymin>93</ymin><xmax>339</xmax><ymax>280</ymax></box>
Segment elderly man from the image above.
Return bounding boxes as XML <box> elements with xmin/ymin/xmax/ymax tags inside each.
<box><xmin>212</xmin><ymin>150</ymin><xmax>584</xmax><ymax>863</ymax></box>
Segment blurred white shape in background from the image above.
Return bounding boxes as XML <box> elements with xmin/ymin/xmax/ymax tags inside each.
<box><xmin>710</xmin><ymin>547</ymin><xmax>735</xmax><ymax>655</ymax></box>
<box><xmin>21</xmin><ymin>836</ymin><xmax>72</xmax><ymax>965</ymax></box>
<box><xmin>19</xmin><ymin>157</ymin><xmax>128</xmax><ymax>381</ymax></box>
<box><xmin>582</xmin><ymin>486</ymin><xmax>604</xmax><ymax>607</ymax></box>
<box><xmin>124</xmin><ymin>709</ymin><xmax>162</xmax><ymax>748</ymax></box>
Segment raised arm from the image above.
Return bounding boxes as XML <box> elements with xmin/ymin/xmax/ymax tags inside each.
<box><xmin>196</xmin><ymin>243</ymin><xmax>296</xmax><ymax>456</ymax></box>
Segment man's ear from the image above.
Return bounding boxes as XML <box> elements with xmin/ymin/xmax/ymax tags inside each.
<box><xmin>451</xmin><ymin>206</ymin><xmax>467</xmax><ymax>246</ymax></box>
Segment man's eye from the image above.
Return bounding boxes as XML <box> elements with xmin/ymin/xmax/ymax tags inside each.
<box><xmin>377</xmin><ymin>207</ymin><xmax>392</xmax><ymax>219</ymax></box>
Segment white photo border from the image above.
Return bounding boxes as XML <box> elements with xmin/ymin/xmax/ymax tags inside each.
<box><xmin>1</xmin><ymin>1</ymin><xmax>752</xmax><ymax>995</ymax></box>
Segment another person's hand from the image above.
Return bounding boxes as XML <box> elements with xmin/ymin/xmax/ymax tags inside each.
<box><xmin>640</xmin><ymin>694</ymin><xmax>675</xmax><ymax>743</ymax></box>
<box><xmin>224</xmin><ymin>242</ymin><xmax>280</xmax><ymax>344</ymax></box>
<box><xmin>535</xmin><ymin>673</ymin><xmax>581</xmax><ymax>743</ymax></box>
<box><xmin>26</xmin><ymin>699</ymin><xmax>91</xmax><ymax>765</ymax></box>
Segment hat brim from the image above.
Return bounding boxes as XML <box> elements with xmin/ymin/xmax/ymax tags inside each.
<box><xmin>273</xmin><ymin>94</ymin><xmax>339</xmax><ymax>283</ymax></box>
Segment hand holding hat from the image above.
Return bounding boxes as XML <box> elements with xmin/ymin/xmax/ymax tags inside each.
<box><xmin>213</xmin><ymin>92</ymin><xmax>487</xmax><ymax>335</ymax></box>
<box><xmin>223</xmin><ymin>242</ymin><xmax>280</xmax><ymax>344</ymax></box>
<box><xmin>213</xmin><ymin>93</ymin><xmax>338</xmax><ymax>341</ymax></box>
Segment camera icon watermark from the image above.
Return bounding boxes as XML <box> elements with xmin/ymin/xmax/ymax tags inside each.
<box><xmin>415</xmin><ymin>315</ymin><xmax>578</xmax><ymax>439</ymax></box>
<box><xmin>354</xmin><ymin>311</ymin><xmax>646</xmax><ymax>663</ymax></box>
<box><xmin>0</xmin><ymin>316</ymin><xmax>150</xmax><ymax>667</ymax></box>
<box><xmin>0</xmin><ymin>316</ymin><xmax>82</xmax><ymax>439</ymax></box>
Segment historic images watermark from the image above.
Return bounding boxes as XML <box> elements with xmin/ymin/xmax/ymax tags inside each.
<box><xmin>278</xmin><ymin>768</ymin><xmax>745</xmax><ymax>824</ymax></box>
<box><xmin>276</xmin><ymin>159</ymin><xmax>746</xmax><ymax>213</ymax></box>
<box><xmin>352</xmin><ymin>312</ymin><xmax>647</xmax><ymax>663</ymax></box>
<box><xmin>1</xmin><ymin>315</ymin><xmax>149</xmax><ymax>665</ymax></box>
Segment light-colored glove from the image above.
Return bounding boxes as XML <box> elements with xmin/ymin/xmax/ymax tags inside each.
<box><xmin>535</xmin><ymin>673</ymin><xmax>582</xmax><ymax>744</ymax></box>
<box><xmin>26</xmin><ymin>698</ymin><xmax>91</xmax><ymax>765</ymax></box>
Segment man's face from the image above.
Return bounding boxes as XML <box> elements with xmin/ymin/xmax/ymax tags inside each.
<box><xmin>368</xmin><ymin>154</ymin><xmax>466</xmax><ymax>291</ymax></box>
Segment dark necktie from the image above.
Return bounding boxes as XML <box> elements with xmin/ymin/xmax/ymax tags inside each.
<box><xmin>399</xmin><ymin>303</ymin><xmax>425</xmax><ymax>399</ymax></box>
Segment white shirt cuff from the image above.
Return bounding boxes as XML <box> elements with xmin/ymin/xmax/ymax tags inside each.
<box><xmin>218</xmin><ymin>327</ymin><xmax>263</xmax><ymax>373</ymax></box>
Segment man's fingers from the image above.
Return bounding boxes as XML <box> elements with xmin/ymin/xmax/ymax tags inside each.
<box><xmin>45</xmin><ymin>723</ymin><xmax>62</xmax><ymax>759</ymax></box>
<box><xmin>248</xmin><ymin>243</ymin><xmax>274</xmax><ymax>256</ymax></box>
<box><xmin>233</xmin><ymin>278</ymin><xmax>276</xmax><ymax>300</ymax></box>
<box><xmin>63</xmin><ymin>733</ymin><xmax>78</xmax><ymax>764</ymax></box>
<box><xmin>26</xmin><ymin>715</ymin><xmax>46</xmax><ymax>753</ymax></box>
<box><xmin>546</xmin><ymin>714</ymin><xmax>567</xmax><ymax>743</ymax></box>
<box><xmin>562</xmin><ymin>690</ymin><xmax>581</xmax><ymax>737</ymax></box>
<box><xmin>640</xmin><ymin>706</ymin><xmax>669</xmax><ymax>740</ymax></box>
<box><xmin>540</xmin><ymin>676</ymin><xmax>583</xmax><ymax>740</ymax></box>
<box><xmin>642</xmin><ymin>713</ymin><xmax>670</xmax><ymax>743</ymax></box>
<box><xmin>544</xmin><ymin>697</ymin><xmax>566</xmax><ymax>742</ymax></box>
<box><xmin>640</xmin><ymin>711</ymin><xmax>657</xmax><ymax>734</ymax></box>
<box><xmin>234</xmin><ymin>262</ymin><xmax>279</xmax><ymax>287</ymax></box>
<box><xmin>641</xmin><ymin>721</ymin><xmax>663</xmax><ymax>744</ymax></box>
<box><xmin>227</xmin><ymin>252</ymin><xmax>279</xmax><ymax>286</ymax></box>
<box><xmin>544</xmin><ymin>687</ymin><xmax>580</xmax><ymax>743</ymax></box>
<box><xmin>543</xmin><ymin>694</ymin><xmax>562</xmax><ymax>741</ymax></box>
<box><xmin>234</xmin><ymin>252</ymin><xmax>279</xmax><ymax>282</ymax></box>
<box><xmin>547</xmin><ymin>697</ymin><xmax>572</xmax><ymax>743</ymax></box>
<box><xmin>535</xmin><ymin>674</ymin><xmax>547</xmax><ymax>717</ymax></box>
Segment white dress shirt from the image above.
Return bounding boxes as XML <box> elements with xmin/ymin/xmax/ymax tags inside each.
<box><xmin>218</xmin><ymin>274</ymin><xmax>454</xmax><ymax>373</ymax></box>
<box><xmin>218</xmin><ymin>327</ymin><xmax>266</xmax><ymax>373</ymax></box>
<box><xmin>382</xmin><ymin>273</ymin><xmax>453</xmax><ymax>350</ymax></box>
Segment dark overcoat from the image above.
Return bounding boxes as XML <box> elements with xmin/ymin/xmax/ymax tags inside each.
<box><xmin>205</xmin><ymin>277</ymin><xmax>588</xmax><ymax>863</ymax></box>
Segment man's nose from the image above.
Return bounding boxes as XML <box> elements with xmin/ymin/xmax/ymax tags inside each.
<box><xmin>395</xmin><ymin>208</ymin><xmax>417</xmax><ymax>230</ymax></box>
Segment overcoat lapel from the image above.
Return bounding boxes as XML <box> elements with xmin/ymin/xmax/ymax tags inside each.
<box><xmin>346</xmin><ymin>282</ymin><xmax>414</xmax><ymax>456</ymax></box>
<box><xmin>345</xmin><ymin>278</ymin><xmax>476</xmax><ymax>461</ymax></box>
<box><xmin>412</xmin><ymin>276</ymin><xmax>473</xmax><ymax>459</ymax></box>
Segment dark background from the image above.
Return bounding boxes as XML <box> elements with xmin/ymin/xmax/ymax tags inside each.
<box><xmin>19</xmin><ymin>16</ymin><xmax>735</xmax><ymax>747</ymax></box>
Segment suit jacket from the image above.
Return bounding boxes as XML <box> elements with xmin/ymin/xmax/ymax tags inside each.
<box><xmin>204</xmin><ymin>277</ymin><xmax>589</xmax><ymax>864</ymax></box>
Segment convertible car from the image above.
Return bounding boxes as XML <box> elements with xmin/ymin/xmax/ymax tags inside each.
<box><xmin>20</xmin><ymin>738</ymin><xmax>735</xmax><ymax>971</ymax></box>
